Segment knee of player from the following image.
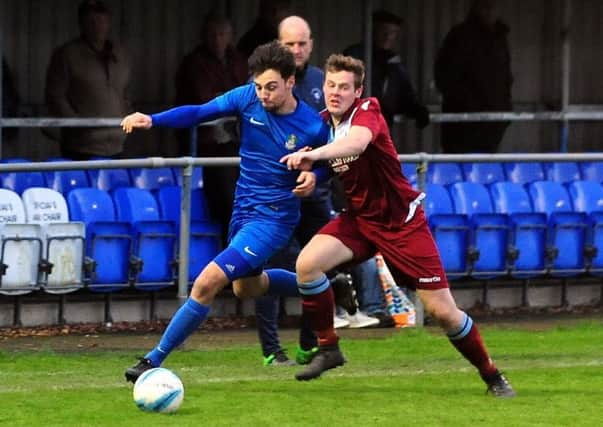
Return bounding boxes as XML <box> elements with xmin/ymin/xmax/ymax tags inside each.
<box><xmin>423</xmin><ymin>301</ymin><xmax>460</xmax><ymax>326</ymax></box>
<box><xmin>232</xmin><ymin>278</ymin><xmax>264</xmax><ymax>299</ymax></box>
<box><xmin>295</xmin><ymin>256</ymin><xmax>319</xmax><ymax>282</ymax></box>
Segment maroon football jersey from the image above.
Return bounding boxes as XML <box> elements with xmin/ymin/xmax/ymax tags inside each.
<box><xmin>321</xmin><ymin>97</ymin><xmax>423</xmax><ymax>229</ymax></box>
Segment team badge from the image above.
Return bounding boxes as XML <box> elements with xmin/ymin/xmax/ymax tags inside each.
<box><xmin>285</xmin><ymin>134</ymin><xmax>298</xmax><ymax>150</ymax></box>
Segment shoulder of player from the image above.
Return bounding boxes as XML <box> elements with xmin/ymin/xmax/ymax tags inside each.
<box><xmin>352</xmin><ymin>97</ymin><xmax>383</xmax><ymax>118</ymax></box>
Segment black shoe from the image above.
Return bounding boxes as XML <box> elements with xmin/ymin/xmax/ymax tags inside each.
<box><xmin>125</xmin><ymin>357</ymin><xmax>154</xmax><ymax>383</ymax></box>
<box><xmin>483</xmin><ymin>371</ymin><xmax>516</xmax><ymax>398</ymax></box>
<box><xmin>263</xmin><ymin>349</ymin><xmax>296</xmax><ymax>366</ymax></box>
<box><xmin>372</xmin><ymin>312</ymin><xmax>396</xmax><ymax>328</ymax></box>
<box><xmin>331</xmin><ymin>273</ymin><xmax>357</xmax><ymax>315</ymax></box>
<box><xmin>295</xmin><ymin>344</ymin><xmax>346</xmax><ymax>381</ymax></box>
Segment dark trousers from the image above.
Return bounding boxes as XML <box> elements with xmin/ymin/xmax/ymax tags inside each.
<box><xmin>256</xmin><ymin>196</ymin><xmax>333</xmax><ymax>356</ymax></box>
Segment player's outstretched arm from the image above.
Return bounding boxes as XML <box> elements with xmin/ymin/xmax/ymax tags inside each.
<box><xmin>121</xmin><ymin>112</ymin><xmax>152</xmax><ymax>133</ymax></box>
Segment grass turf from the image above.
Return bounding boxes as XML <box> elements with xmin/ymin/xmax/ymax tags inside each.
<box><xmin>1</xmin><ymin>321</ymin><xmax>602</xmax><ymax>426</ymax></box>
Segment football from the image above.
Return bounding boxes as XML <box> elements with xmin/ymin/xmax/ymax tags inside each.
<box><xmin>133</xmin><ymin>368</ymin><xmax>184</xmax><ymax>413</ymax></box>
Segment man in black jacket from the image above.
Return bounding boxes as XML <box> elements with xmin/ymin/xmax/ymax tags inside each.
<box><xmin>434</xmin><ymin>0</ymin><xmax>513</xmax><ymax>154</ymax></box>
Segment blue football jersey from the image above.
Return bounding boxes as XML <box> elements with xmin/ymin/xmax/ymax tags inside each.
<box><xmin>151</xmin><ymin>83</ymin><xmax>329</xmax><ymax>226</ymax></box>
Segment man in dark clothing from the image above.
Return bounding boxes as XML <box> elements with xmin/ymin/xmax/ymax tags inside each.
<box><xmin>434</xmin><ymin>0</ymin><xmax>513</xmax><ymax>154</ymax></box>
<box><xmin>237</xmin><ymin>0</ymin><xmax>292</xmax><ymax>58</ymax></box>
<box><xmin>175</xmin><ymin>12</ymin><xmax>248</xmax><ymax>244</ymax></box>
<box><xmin>343</xmin><ymin>10</ymin><xmax>430</xmax><ymax>130</ymax></box>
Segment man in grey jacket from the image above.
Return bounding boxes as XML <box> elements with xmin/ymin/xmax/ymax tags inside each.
<box><xmin>45</xmin><ymin>0</ymin><xmax>131</xmax><ymax>159</ymax></box>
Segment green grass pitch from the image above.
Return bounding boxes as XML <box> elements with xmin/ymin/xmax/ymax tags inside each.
<box><xmin>1</xmin><ymin>320</ymin><xmax>603</xmax><ymax>426</ymax></box>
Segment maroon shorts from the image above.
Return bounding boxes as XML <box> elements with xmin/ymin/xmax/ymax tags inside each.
<box><xmin>318</xmin><ymin>208</ymin><xmax>448</xmax><ymax>291</ymax></box>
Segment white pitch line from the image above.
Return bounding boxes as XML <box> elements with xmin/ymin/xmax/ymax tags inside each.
<box><xmin>1</xmin><ymin>358</ymin><xmax>603</xmax><ymax>394</ymax></box>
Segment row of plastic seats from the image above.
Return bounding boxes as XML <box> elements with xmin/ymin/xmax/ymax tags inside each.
<box><xmin>423</xmin><ymin>180</ymin><xmax>603</xmax><ymax>280</ymax></box>
<box><xmin>0</xmin><ymin>158</ymin><xmax>204</xmax><ymax>195</ymax></box>
<box><xmin>402</xmin><ymin>161</ymin><xmax>603</xmax><ymax>186</ymax></box>
<box><xmin>67</xmin><ymin>186</ymin><xmax>221</xmax><ymax>292</ymax></box>
<box><xmin>0</xmin><ymin>186</ymin><xmax>221</xmax><ymax>296</ymax></box>
<box><xmin>0</xmin><ymin>187</ymin><xmax>85</xmax><ymax>296</ymax></box>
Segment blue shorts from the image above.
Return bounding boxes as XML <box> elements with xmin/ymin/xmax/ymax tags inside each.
<box><xmin>213</xmin><ymin>213</ymin><xmax>296</xmax><ymax>280</ymax></box>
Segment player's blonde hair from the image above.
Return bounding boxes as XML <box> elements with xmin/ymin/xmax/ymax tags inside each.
<box><xmin>324</xmin><ymin>54</ymin><xmax>365</xmax><ymax>89</ymax></box>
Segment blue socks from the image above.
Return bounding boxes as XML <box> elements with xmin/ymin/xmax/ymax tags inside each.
<box><xmin>146</xmin><ymin>298</ymin><xmax>210</xmax><ymax>367</ymax></box>
<box><xmin>265</xmin><ymin>268</ymin><xmax>300</xmax><ymax>297</ymax></box>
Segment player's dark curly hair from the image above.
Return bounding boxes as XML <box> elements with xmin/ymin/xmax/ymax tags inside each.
<box><xmin>324</xmin><ymin>54</ymin><xmax>365</xmax><ymax>89</ymax></box>
<box><xmin>248</xmin><ymin>40</ymin><xmax>296</xmax><ymax>79</ymax></box>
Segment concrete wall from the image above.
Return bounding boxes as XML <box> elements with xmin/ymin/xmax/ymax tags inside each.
<box><xmin>1</xmin><ymin>282</ymin><xmax>601</xmax><ymax>327</ymax></box>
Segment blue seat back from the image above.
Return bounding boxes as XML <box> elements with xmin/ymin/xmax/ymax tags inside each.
<box><xmin>508</xmin><ymin>212</ymin><xmax>548</xmax><ymax>278</ymax></box>
<box><xmin>504</xmin><ymin>162</ymin><xmax>545</xmax><ymax>184</ymax></box>
<box><xmin>462</xmin><ymin>163</ymin><xmax>505</xmax><ymax>185</ymax></box>
<box><xmin>427</xmin><ymin>162</ymin><xmax>463</xmax><ymax>185</ymax></box>
<box><xmin>428</xmin><ymin>214</ymin><xmax>470</xmax><ymax>278</ymax></box>
<box><xmin>579</xmin><ymin>161</ymin><xmax>603</xmax><ymax>182</ymax></box>
<box><xmin>113</xmin><ymin>187</ymin><xmax>160</xmax><ymax>222</ymax></box>
<box><xmin>189</xmin><ymin>221</ymin><xmax>222</xmax><ymax>280</ymax></box>
<box><xmin>544</xmin><ymin>162</ymin><xmax>581</xmax><ymax>184</ymax></box>
<box><xmin>490</xmin><ymin>182</ymin><xmax>533</xmax><ymax>214</ymax></box>
<box><xmin>528</xmin><ymin>181</ymin><xmax>572</xmax><ymax>215</ymax></box>
<box><xmin>423</xmin><ymin>183</ymin><xmax>453</xmax><ymax>217</ymax></box>
<box><xmin>155</xmin><ymin>186</ymin><xmax>210</xmax><ymax>225</ymax></box>
<box><xmin>449</xmin><ymin>182</ymin><xmax>494</xmax><ymax>215</ymax></box>
<box><xmin>67</xmin><ymin>188</ymin><xmax>116</xmax><ymax>224</ymax></box>
<box><xmin>89</xmin><ymin>169</ymin><xmax>132</xmax><ymax>192</ymax></box>
<box><xmin>401</xmin><ymin>163</ymin><xmax>418</xmax><ymax>185</ymax></box>
<box><xmin>130</xmin><ymin>167</ymin><xmax>176</xmax><ymax>190</ymax></box>
<box><xmin>175</xmin><ymin>167</ymin><xmax>205</xmax><ymax>189</ymax></box>
<box><xmin>48</xmin><ymin>170</ymin><xmax>90</xmax><ymax>195</ymax></box>
<box><xmin>567</xmin><ymin>180</ymin><xmax>603</xmax><ymax>213</ymax></box>
<box><xmin>0</xmin><ymin>158</ymin><xmax>46</xmax><ymax>194</ymax></box>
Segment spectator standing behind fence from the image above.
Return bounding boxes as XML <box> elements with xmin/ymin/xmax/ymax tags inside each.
<box><xmin>2</xmin><ymin>57</ymin><xmax>20</xmax><ymax>143</ymax></box>
<box><xmin>237</xmin><ymin>0</ymin><xmax>292</xmax><ymax>58</ymax></box>
<box><xmin>343</xmin><ymin>9</ymin><xmax>430</xmax><ymax>131</ymax></box>
<box><xmin>45</xmin><ymin>0</ymin><xmax>131</xmax><ymax>160</ymax></box>
<box><xmin>174</xmin><ymin>12</ymin><xmax>248</xmax><ymax>245</ymax></box>
<box><xmin>434</xmin><ymin>0</ymin><xmax>513</xmax><ymax>154</ymax></box>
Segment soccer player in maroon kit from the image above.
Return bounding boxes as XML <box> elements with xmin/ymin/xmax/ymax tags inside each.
<box><xmin>281</xmin><ymin>54</ymin><xmax>515</xmax><ymax>397</ymax></box>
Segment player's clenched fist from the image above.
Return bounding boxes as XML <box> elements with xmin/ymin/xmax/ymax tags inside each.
<box><xmin>121</xmin><ymin>112</ymin><xmax>153</xmax><ymax>133</ymax></box>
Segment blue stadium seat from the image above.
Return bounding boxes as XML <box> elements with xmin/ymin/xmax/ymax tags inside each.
<box><xmin>528</xmin><ymin>181</ymin><xmax>588</xmax><ymax>276</ymax></box>
<box><xmin>130</xmin><ymin>167</ymin><xmax>176</xmax><ymax>190</ymax></box>
<box><xmin>112</xmin><ymin>188</ymin><xmax>177</xmax><ymax>289</ymax></box>
<box><xmin>423</xmin><ymin>183</ymin><xmax>453</xmax><ymax>217</ymax></box>
<box><xmin>579</xmin><ymin>161</ymin><xmax>603</xmax><ymax>182</ymax></box>
<box><xmin>0</xmin><ymin>158</ymin><xmax>46</xmax><ymax>194</ymax></box>
<box><xmin>449</xmin><ymin>182</ymin><xmax>510</xmax><ymax>278</ymax></box>
<box><xmin>567</xmin><ymin>180</ymin><xmax>603</xmax><ymax>275</ymax></box>
<box><xmin>490</xmin><ymin>182</ymin><xmax>547</xmax><ymax>278</ymax></box>
<box><xmin>462</xmin><ymin>162</ymin><xmax>506</xmax><ymax>185</ymax></box>
<box><xmin>401</xmin><ymin>163</ymin><xmax>418</xmax><ymax>185</ymax></box>
<box><xmin>47</xmin><ymin>168</ymin><xmax>90</xmax><ymax>195</ymax></box>
<box><xmin>175</xmin><ymin>166</ymin><xmax>205</xmax><ymax>189</ymax></box>
<box><xmin>67</xmin><ymin>188</ymin><xmax>133</xmax><ymax>292</ymax></box>
<box><xmin>155</xmin><ymin>186</ymin><xmax>220</xmax><ymax>282</ymax></box>
<box><xmin>424</xmin><ymin>184</ymin><xmax>471</xmax><ymax>279</ymax></box>
<box><xmin>428</xmin><ymin>214</ymin><xmax>471</xmax><ymax>279</ymax></box>
<box><xmin>88</xmin><ymin>168</ymin><xmax>132</xmax><ymax>192</ymax></box>
<box><xmin>504</xmin><ymin>162</ymin><xmax>545</xmax><ymax>184</ymax></box>
<box><xmin>427</xmin><ymin>162</ymin><xmax>463</xmax><ymax>186</ymax></box>
<box><xmin>543</xmin><ymin>162</ymin><xmax>581</xmax><ymax>184</ymax></box>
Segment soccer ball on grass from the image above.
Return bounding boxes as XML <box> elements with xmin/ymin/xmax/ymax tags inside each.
<box><xmin>133</xmin><ymin>367</ymin><xmax>184</xmax><ymax>413</ymax></box>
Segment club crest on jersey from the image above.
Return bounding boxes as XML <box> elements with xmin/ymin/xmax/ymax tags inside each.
<box><xmin>285</xmin><ymin>134</ymin><xmax>298</xmax><ymax>151</ymax></box>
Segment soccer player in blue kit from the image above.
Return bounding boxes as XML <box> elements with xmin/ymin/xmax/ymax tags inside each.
<box><xmin>120</xmin><ymin>41</ymin><xmax>330</xmax><ymax>382</ymax></box>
